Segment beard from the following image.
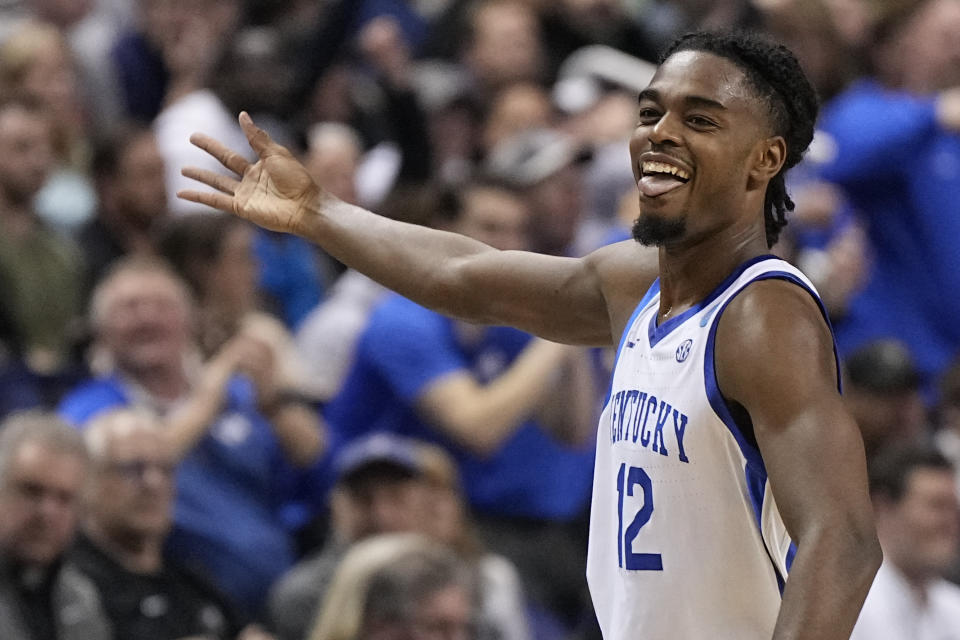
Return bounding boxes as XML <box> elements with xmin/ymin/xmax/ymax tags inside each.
<box><xmin>632</xmin><ymin>213</ymin><xmax>686</xmax><ymax>246</ymax></box>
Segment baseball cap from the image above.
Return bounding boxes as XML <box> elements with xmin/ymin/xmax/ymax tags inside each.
<box><xmin>844</xmin><ymin>339</ymin><xmax>920</xmax><ymax>393</ymax></box>
<box><xmin>485</xmin><ymin>128</ymin><xmax>591</xmax><ymax>188</ymax></box>
<box><xmin>334</xmin><ymin>433</ymin><xmax>423</xmax><ymax>488</ymax></box>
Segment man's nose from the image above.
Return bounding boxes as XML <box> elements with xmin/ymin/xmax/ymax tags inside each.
<box><xmin>649</xmin><ymin>113</ymin><xmax>682</xmax><ymax>146</ymax></box>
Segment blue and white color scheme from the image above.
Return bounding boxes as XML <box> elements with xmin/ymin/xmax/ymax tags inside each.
<box><xmin>587</xmin><ymin>255</ymin><xmax>837</xmax><ymax>640</ymax></box>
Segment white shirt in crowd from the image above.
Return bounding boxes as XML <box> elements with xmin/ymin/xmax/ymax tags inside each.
<box><xmin>850</xmin><ymin>561</ymin><xmax>960</xmax><ymax>640</ymax></box>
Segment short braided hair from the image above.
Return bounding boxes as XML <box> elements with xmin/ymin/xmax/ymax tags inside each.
<box><xmin>661</xmin><ymin>31</ymin><xmax>819</xmax><ymax>247</ymax></box>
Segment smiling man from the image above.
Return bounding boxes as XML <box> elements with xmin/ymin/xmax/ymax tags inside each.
<box><xmin>180</xmin><ymin>30</ymin><xmax>881</xmax><ymax>640</ymax></box>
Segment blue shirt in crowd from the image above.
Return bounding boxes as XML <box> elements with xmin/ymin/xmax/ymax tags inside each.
<box><xmin>815</xmin><ymin>80</ymin><xmax>960</xmax><ymax>387</ymax></box>
<box><xmin>59</xmin><ymin>374</ymin><xmax>327</xmax><ymax>614</ymax></box>
<box><xmin>326</xmin><ymin>294</ymin><xmax>595</xmax><ymax>521</ymax></box>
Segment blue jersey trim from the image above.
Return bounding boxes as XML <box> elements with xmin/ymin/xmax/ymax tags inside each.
<box><xmin>703</xmin><ymin>267</ymin><xmax>841</xmax><ymax>597</ymax></box>
<box><xmin>786</xmin><ymin>542</ymin><xmax>798</xmax><ymax>571</ymax></box>
<box><xmin>600</xmin><ymin>279</ymin><xmax>661</xmax><ymax>410</ymax></box>
<box><xmin>648</xmin><ymin>254</ymin><xmax>779</xmax><ymax>348</ymax></box>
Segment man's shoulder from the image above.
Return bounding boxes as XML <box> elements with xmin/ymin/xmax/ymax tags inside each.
<box><xmin>58</xmin><ymin>376</ymin><xmax>129</xmax><ymax>427</ymax></box>
<box><xmin>366</xmin><ymin>294</ymin><xmax>449</xmax><ymax>334</ymax></box>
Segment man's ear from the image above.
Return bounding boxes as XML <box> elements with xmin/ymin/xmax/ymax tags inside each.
<box><xmin>749</xmin><ymin>135</ymin><xmax>787</xmax><ymax>184</ymax></box>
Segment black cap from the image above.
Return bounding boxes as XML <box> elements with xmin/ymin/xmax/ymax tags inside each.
<box><xmin>845</xmin><ymin>339</ymin><xmax>920</xmax><ymax>393</ymax></box>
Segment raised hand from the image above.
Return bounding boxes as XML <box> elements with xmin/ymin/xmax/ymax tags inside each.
<box><xmin>178</xmin><ymin>112</ymin><xmax>322</xmax><ymax>234</ymax></box>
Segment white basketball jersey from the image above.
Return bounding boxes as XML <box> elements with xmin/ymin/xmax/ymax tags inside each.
<box><xmin>587</xmin><ymin>255</ymin><xmax>836</xmax><ymax>640</ymax></box>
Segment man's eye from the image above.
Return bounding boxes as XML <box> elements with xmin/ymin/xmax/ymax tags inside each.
<box><xmin>637</xmin><ymin>109</ymin><xmax>660</xmax><ymax>122</ymax></box>
<box><xmin>689</xmin><ymin>116</ymin><xmax>715</xmax><ymax>127</ymax></box>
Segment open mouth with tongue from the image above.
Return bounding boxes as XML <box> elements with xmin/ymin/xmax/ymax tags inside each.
<box><xmin>638</xmin><ymin>160</ymin><xmax>691</xmax><ymax>198</ymax></box>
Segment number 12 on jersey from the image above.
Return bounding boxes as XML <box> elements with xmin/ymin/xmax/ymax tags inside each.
<box><xmin>616</xmin><ymin>463</ymin><xmax>663</xmax><ymax>570</ymax></box>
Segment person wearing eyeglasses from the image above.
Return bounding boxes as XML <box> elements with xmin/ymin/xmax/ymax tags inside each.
<box><xmin>71</xmin><ymin>407</ymin><xmax>275</xmax><ymax>640</ymax></box>
<box><xmin>0</xmin><ymin>411</ymin><xmax>110</xmax><ymax>640</ymax></box>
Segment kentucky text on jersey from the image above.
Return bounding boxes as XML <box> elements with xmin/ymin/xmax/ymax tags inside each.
<box><xmin>608</xmin><ymin>389</ymin><xmax>690</xmax><ymax>463</ymax></box>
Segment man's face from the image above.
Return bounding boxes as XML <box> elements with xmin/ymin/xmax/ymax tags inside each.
<box><xmin>0</xmin><ymin>443</ymin><xmax>85</xmax><ymax>565</ymax></box>
<box><xmin>628</xmin><ymin>51</ymin><xmax>774</xmax><ymax>247</ymax></box>
<box><xmin>205</xmin><ymin>224</ymin><xmax>258</xmax><ymax>310</ymax></box>
<box><xmin>305</xmin><ymin>138</ymin><xmax>359</xmax><ymax>205</ymax></box>
<box><xmin>526</xmin><ymin>165</ymin><xmax>584</xmax><ymax>256</ymax></box>
<box><xmin>112</xmin><ymin>132</ymin><xmax>168</xmax><ymax>226</ymax></box>
<box><xmin>87</xmin><ymin>425</ymin><xmax>175</xmax><ymax>540</ymax></box>
<box><xmin>99</xmin><ymin>271</ymin><xmax>192</xmax><ymax>373</ymax></box>
<box><xmin>879</xmin><ymin>468</ymin><xmax>960</xmax><ymax>578</ymax></box>
<box><xmin>456</xmin><ymin>186</ymin><xmax>530</xmax><ymax>251</ymax></box>
<box><xmin>335</xmin><ymin>473</ymin><xmax>428</xmax><ymax>541</ymax></box>
<box><xmin>467</xmin><ymin>2</ymin><xmax>543</xmax><ymax>89</ymax></box>
<box><xmin>0</xmin><ymin>107</ymin><xmax>54</xmax><ymax>204</ymax></box>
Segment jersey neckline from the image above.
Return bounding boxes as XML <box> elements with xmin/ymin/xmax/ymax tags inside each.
<box><xmin>647</xmin><ymin>254</ymin><xmax>780</xmax><ymax>348</ymax></box>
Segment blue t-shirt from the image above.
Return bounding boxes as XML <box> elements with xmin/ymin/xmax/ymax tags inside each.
<box><xmin>253</xmin><ymin>230</ymin><xmax>325</xmax><ymax>330</ymax></box>
<box><xmin>326</xmin><ymin>295</ymin><xmax>594</xmax><ymax>521</ymax></box>
<box><xmin>59</xmin><ymin>375</ymin><xmax>328</xmax><ymax>614</ymax></box>
<box><xmin>815</xmin><ymin>80</ymin><xmax>960</xmax><ymax>390</ymax></box>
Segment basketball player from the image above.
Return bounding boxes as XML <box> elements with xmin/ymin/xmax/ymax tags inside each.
<box><xmin>180</xmin><ymin>31</ymin><xmax>881</xmax><ymax>640</ymax></box>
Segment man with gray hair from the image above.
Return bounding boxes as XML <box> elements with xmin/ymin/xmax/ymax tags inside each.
<box><xmin>0</xmin><ymin>411</ymin><xmax>111</xmax><ymax>640</ymax></box>
<box><xmin>71</xmin><ymin>407</ymin><xmax>272</xmax><ymax>640</ymax></box>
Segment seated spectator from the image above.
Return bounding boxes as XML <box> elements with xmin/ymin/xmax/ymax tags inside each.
<box><xmin>0</xmin><ymin>411</ymin><xmax>110</xmax><ymax>640</ymax></box>
<box><xmin>485</xmin><ymin>128</ymin><xmax>589</xmax><ymax>257</ymax></box>
<box><xmin>308</xmin><ymin>533</ymin><xmax>477</xmax><ymax>640</ymax></box>
<box><xmin>295</xmin><ymin>185</ymin><xmax>448</xmax><ymax>403</ymax></box>
<box><xmin>79</xmin><ymin>124</ymin><xmax>169</xmax><ymax>294</ymax></box>
<box><xmin>112</xmin><ymin>0</ymin><xmax>240</xmax><ymax>123</ymax></box>
<box><xmin>73</xmin><ymin>407</ymin><xmax>266</xmax><ymax>640</ymax></box>
<box><xmin>0</xmin><ymin>98</ymin><xmax>85</xmax><ymax>376</ymax></box>
<box><xmin>936</xmin><ymin>357</ymin><xmax>960</xmax><ymax>495</ymax></box>
<box><xmin>157</xmin><ymin>212</ymin><xmax>317</xmax><ymax>401</ymax></box>
<box><xmin>326</xmin><ymin>179</ymin><xmax>597</xmax><ymax>628</ymax></box>
<box><xmin>0</xmin><ymin>20</ymin><xmax>96</xmax><ymax>231</ymax></box>
<box><xmin>59</xmin><ymin>257</ymin><xmax>326</xmax><ymax>617</ymax></box>
<box><xmin>269</xmin><ymin>433</ymin><xmax>428</xmax><ymax>640</ymax></box>
<box><xmin>843</xmin><ymin>339</ymin><xmax>929</xmax><ymax>460</ymax></box>
<box><xmin>417</xmin><ymin>442</ymin><xmax>531</xmax><ymax>640</ymax></box>
<box><xmin>851</xmin><ymin>445</ymin><xmax>960</xmax><ymax>639</ymax></box>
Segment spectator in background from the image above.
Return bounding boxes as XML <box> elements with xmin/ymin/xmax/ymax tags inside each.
<box><xmin>59</xmin><ymin>257</ymin><xmax>326</xmax><ymax>617</ymax></box>
<box><xmin>157</xmin><ymin>212</ymin><xmax>319</xmax><ymax>404</ymax></box>
<box><xmin>326</xmin><ymin>179</ymin><xmax>597</xmax><ymax>632</ymax></box>
<box><xmin>539</xmin><ymin>0</ymin><xmax>658</xmax><ymax>79</ymax></box>
<box><xmin>73</xmin><ymin>408</ymin><xmax>275</xmax><ymax>640</ymax></box>
<box><xmin>935</xmin><ymin>357</ymin><xmax>960</xmax><ymax>495</ymax></box>
<box><xmin>485</xmin><ymin>128</ymin><xmax>589</xmax><ymax>257</ymax></box>
<box><xmin>304</xmin><ymin>122</ymin><xmax>362</xmax><ymax>207</ymax></box>
<box><xmin>111</xmin><ymin>0</ymin><xmax>240</xmax><ymax>123</ymax></box>
<box><xmin>23</xmin><ymin>0</ymin><xmax>131</xmax><ymax>138</ymax></box>
<box><xmin>814</xmin><ymin>0</ymin><xmax>960</xmax><ymax>392</ymax></box>
<box><xmin>461</xmin><ymin>0</ymin><xmax>546</xmax><ymax>99</ymax></box>
<box><xmin>0</xmin><ymin>411</ymin><xmax>110</xmax><ymax>640</ymax></box>
<box><xmin>0</xmin><ymin>98</ymin><xmax>85</xmax><ymax>376</ymax></box>
<box><xmin>79</xmin><ymin>124</ymin><xmax>168</xmax><ymax>292</ymax></box>
<box><xmin>152</xmin><ymin>18</ymin><xmax>329</xmax><ymax>330</ymax></box>
<box><xmin>0</xmin><ymin>20</ymin><xmax>96</xmax><ymax>231</ymax></box>
<box><xmin>851</xmin><ymin>445</ymin><xmax>960</xmax><ymax>639</ymax></box>
<box><xmin>843</xmin><ymin>339</ymin><xmax>928</xmax><ymax>461</ymax></box>
<box><xmin>480</xmin><ymin>82</ymin><xmax>553</xmax><ymax>155</ymax></box>
<box><xmin>308</xmin><ymin>533</ymin><xmax>477</xmax><ymax>640</ymax></box>
<box><xmin>417</xmin><ymin>442</ymin><xmax>531</xmax><ymax>640</ymax></box>
<box><xmin>269</xmin><ymin>433</ymin><xmax>429</xmax><ymax>640</ymax></box>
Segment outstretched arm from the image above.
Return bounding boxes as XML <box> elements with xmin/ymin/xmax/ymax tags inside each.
<box><xmin>179</xmin><ymin>113</ymin><xmax>656</xmax><ymax>346</ymax></box>
<box><xmin>715</xmin><ymin>281</ymin><xmax>881</xmax><ymax>640</ymax></box>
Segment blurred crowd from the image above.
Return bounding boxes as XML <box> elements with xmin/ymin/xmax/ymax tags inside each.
<box><xmin>0</xmin><ymin>0</ymin><xmax>959</xmax><ymax>639</ymax></box>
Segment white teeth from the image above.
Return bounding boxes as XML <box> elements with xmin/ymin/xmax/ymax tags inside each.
<box><xmin>642</xmin><ymin>161</ymin><xmax>691</xmax><ymax>181</ymax></box>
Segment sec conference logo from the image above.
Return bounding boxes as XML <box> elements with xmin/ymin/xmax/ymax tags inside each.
<box><xmin>676</xmin><ymin>339</ymin><xmax>693</xmax><ymax>363</ymax></box>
